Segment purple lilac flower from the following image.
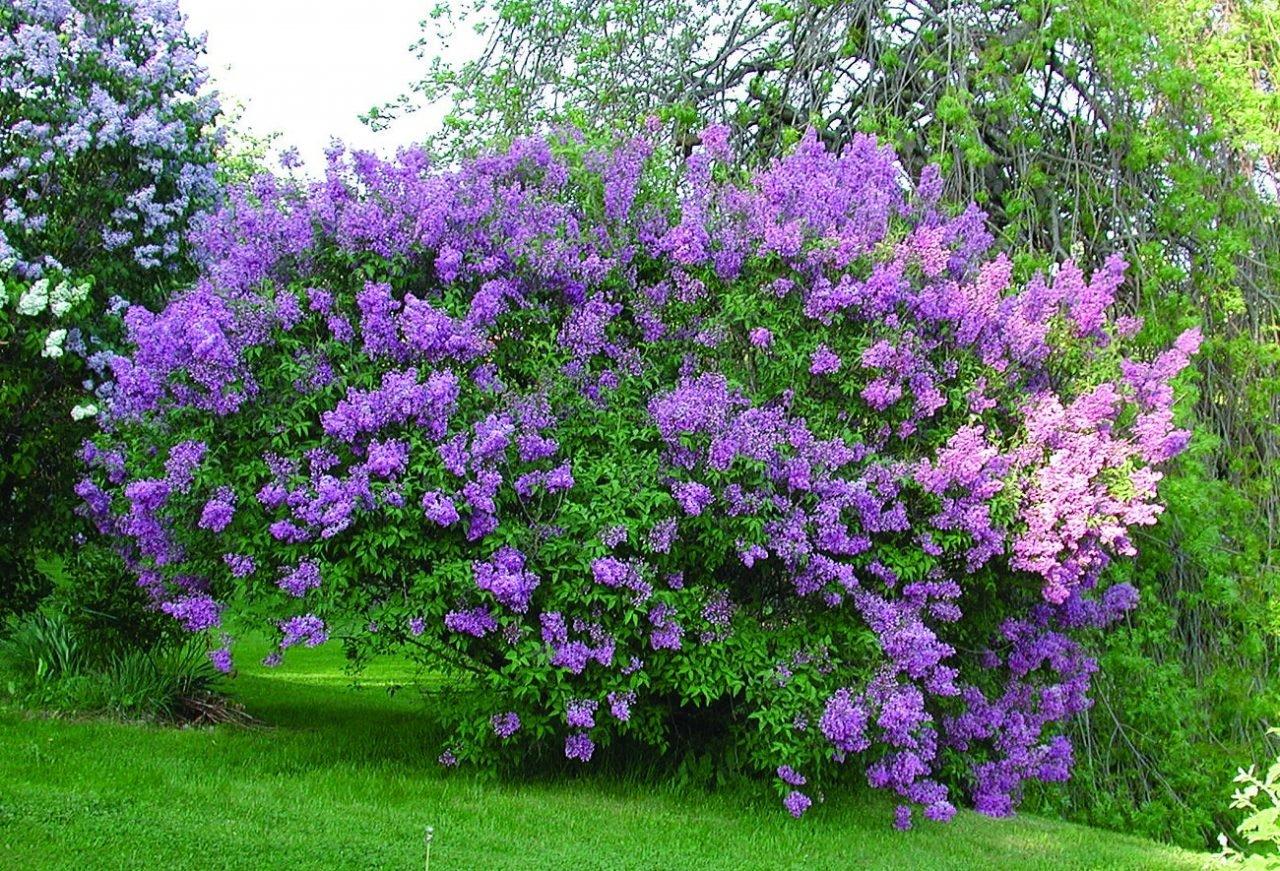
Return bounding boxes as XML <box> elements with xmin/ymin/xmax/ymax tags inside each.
<box><xmin>820</xmin><ymin>689</ymin><xmax>870</xmax><ymax>753</ymax></box>
<box><xmin>607</xmin><ymin>690</ymin><xmax>635</xmax><ymax>722</ymax></box>
<box><xmin>278</xmin><ymin>559</ymin><xmax>321</xmax><ymax>597</ymax></box>
<box><xmin>783</xmin><ymin>791</ymin><xmax>812</xmax><ymax>818</ymax></box>
<box><xmin>566</xmin><ymin>699</ymin><xmax>598</xmax><ymax>728</ymax></box>
<box><xmin>421</xmin><ymin>491</ymin><xmax>460</xmax><ymax>526</ymax></box>
<box><xmin>777</xmin><ymin>765</ymin><xmax>806</xmax><ymax>787</ymax></box>
<box><xmin>473</xmin><ymin>547</ymin><xmax>539</xmax><ymax>613</ymax></box>
<box><xmin>444</xmin><ymin>607</ymin><xmax>497</xmax><ymax>638</ymax></box>
<box><xmin>160</xmin><ymin>595</ymin><xmax>221</xmax><ymax>632</ymax></box>
<box><xmin>491</xmin><ymin>711</ymin><xmax>521</xmax><ymax>738</ymax></box>
<box><xmin>223</xmin><ymin>553</ymin><xmax>256</xmax><ymax>578</ymax></box>
<box><xmin>647</xmin><ymin>518</ymin><xmax>678</xmax><ymax>553</ymax></box>
<box><xmin>648</xmin><ymin>603</ymin><xmax>683</xmax><ymax>651</ymax></box>
<box><xmin>564</xmin><ymin>732</ymin><xmax>595</xmax><ymax>762</ymax></box>
<box><xmin>280</xmin><ymin>614</ymin><xmax>327</xmax><ymax>648</ymax></box>
<box><xmin>164</xmin><ymin>441</ymin><xmax>207</xmax><ymax>490</ymax></box>
<box><xmin>546</xmin><ymin>462</ymin><xmax>575</xmax><ymax>491</ymax></box>
<box><xmin>809</xmin><ymin>344</ymin><xmax>842</xmax><ymax>375</ymax></box>
<box><xmin>670</xmin><ymin>481</ymin><xmax>713</xmax><ymax>516</ymax></box>
<box><xmin>208</xmin><ymin>647</ymin><xmax>233</xmax><ymax>674</ymax></box>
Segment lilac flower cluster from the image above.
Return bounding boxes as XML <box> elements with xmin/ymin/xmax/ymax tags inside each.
<box><xmin>1</xmin><ymin>0</ymin><xmax>220</xmax><ymax>277</ymax></box>
<box><xmin>80</xmin><ymin>125</ymin><xmax>1197</xmax><ymax>827</ymax></box>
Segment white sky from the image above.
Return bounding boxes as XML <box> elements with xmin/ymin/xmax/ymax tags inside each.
<box><xmin>184</xmin><ymin>1</ymin><xmax>479</xmax><ymax>171</ymax></box>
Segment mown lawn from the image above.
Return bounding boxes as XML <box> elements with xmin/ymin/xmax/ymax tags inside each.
<box><xmin>0</xmin><ymin>641</ymin><xmax>1211</xmax><ymax>870</ymax></box>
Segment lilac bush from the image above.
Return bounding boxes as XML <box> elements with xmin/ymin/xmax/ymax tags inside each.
<box><xmin>78</xmin><ymin>125</ymin><xmax>1199</xmax><ymax>825</ymax></box>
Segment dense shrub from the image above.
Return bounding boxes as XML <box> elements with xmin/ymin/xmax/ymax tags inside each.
<box><xmin>0</xmin><ymin>607</ymin><xmax>219</xmax><ymax>719</ymax></box>
<box><xmin>78</xmin><ymin>127</ymin><xmax>1199</xmax><ymax>825</ymax></box>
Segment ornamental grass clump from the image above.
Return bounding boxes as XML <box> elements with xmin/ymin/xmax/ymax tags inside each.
<box><xmin>78</xmin><ymin>125</ymin><xmax>1199</xmax><ymax>826</ymax></box>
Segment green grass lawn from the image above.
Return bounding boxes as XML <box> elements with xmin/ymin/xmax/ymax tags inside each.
<box><xmin>0</xmin><ymin>642</ymin><xmax>1212</xmax><ymax>870</ymax></box>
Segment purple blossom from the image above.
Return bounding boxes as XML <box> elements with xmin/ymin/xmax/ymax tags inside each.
<box><xmin>223</xmin><ymin>553</ymin><xmax>256</xmax><ymax>578</ymax></box>
<box><xmin>820</xmin><ymin>689</ymin><xmax>870</xmax><ymax>753</ymax></box>
<box><xmin>565</xmin><ymin>732</ymin><xmax>595</xmax><ymax>762</ymax></box>
<box><xmin>777</xmin><ymin>765</ymin><xmax>806</xmax><ymax>787</ymax></box>
<box><xmin>208</xmin><ymin>647</ymin><xmax>233</xmax><ymax>674</ymax></box>
<box><xmin>809</xmin><ymin>344</ymin><xmax>842</xmax><ymax>375</ymax></box>
<box><xmin>566</xmin><ymin>698</ymin><xmax>598</xmax><ymax>728</ymax></box>
<box><xmin>670</xmin><ymin>481</ymin><xmax>713</xmax><ymax>516</ymax></box>
<box><xmin>278</xmin><ymin>559</ymin><xmax>321</xmax><ymax>597</ymax></box>
<box><xmin>279</xmin><ymin>614</ymin><xmax>327</xmax><ymax>648</ymax></box>
<box><xmin>160</xmin><ymin>595</ymin><xmax>221</xmax><ymax>632</ymax></box>
<box><xmin>647</xmin><ymin>518</ymin><xmax>678</xmax><ymax>553</ymax></box>
<box><xmin>607</xmin><ymin>690</ymin><xmax>635</xmax><ymax>722</ymax></box>
<box><xmin>492</xmin><ymin>711</ymin><xmax>522</xmax><ymax>738</ymax></box>
<box><xmin>444</xmin><ymin>607</ymin><xmax>497</xmax><ymax>638</ymax></box>
<box><xmin>473</xmin><ymin>547</ymin><xmax>539</xmax><ymax>613</ymax></box>
<box><xmin>783</xmin><ymin>791</ymin><xmax>812</xmax><ymax>818</ymax></box>
<box><xmin>198</xmin><ymin>489</ymin><xmax>235</xmax><ymax>532</ymax></box>
<box><xmin>421</xmin><ymin>491</ymin><xmax>460</xmax><ymax>526</ymax></box>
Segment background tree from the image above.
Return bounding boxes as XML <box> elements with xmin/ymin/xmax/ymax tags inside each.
<box><xmin>376</xmin><ymin>0</ymin><xmax>1280</xmax><ymax>846</ymax></box>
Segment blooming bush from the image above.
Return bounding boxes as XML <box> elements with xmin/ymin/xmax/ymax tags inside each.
<box><xmin>78</xmin><ymin>125</ymin><xmax>1199</xmax><ymax>825</ymax></box>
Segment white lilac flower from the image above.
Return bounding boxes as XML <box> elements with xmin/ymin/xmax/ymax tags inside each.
<box><xmin>70</xmin><ymin>402</ymin><xmax>98</xmax><ymax>421</ymax></box>
<box><xmin>17</xmin><ymin>278</ymin><xmax>50</xmax><ymax>315</ymax></box>
<box><xmin>49</xmin><ymin>280</ymin><xmax>72</xmax><ymax>315</ymax></box>
<box><xmin>42</xmin><ymin>327</ymin><xmax>67</xmax><ymax>357</ymax></box>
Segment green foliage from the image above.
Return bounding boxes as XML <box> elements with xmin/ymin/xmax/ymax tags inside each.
<box><xmin>1220</xmin><ymin>730</ymin><xmax>1280</xmax><ymax>869</ymax></box>
<box><xmin>0</xmin><ymin>608</ymin><xmax>219</xmax><ymax>721</ymax></box>
<box><xmin>0</xmin><ymin>611</ymin><xmax>82</xmax><ymax>690</ymax></box>
<box><xmin>0</xmin><ymin>546</ymin><xmax>211</xmax><ymax>720</ymax></box>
